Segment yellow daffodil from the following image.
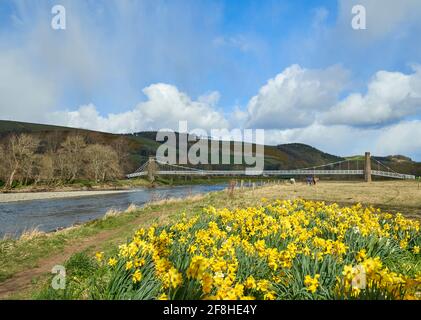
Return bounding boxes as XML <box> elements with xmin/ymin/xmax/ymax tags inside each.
<box><xmin>108</xmin><ymin>257</ymin><xmax>117</xmax><ymax>267</ymax></box>
<box><xmin>95</xmin><ymin>251</ymin><xmax>104</xmax><ymax>262</ymax></box>
<box><xmin>125</xmin><ymin>260</ymin><xmax>134</xmax><ymax>270</ymax></box>
<box><xmin>132</xmin><ymin>269</ymin><xmax>142</xmax><ymax>283</ymax></box>
<box><xmin>304</xmin><ymin>274</ymin><xmax>320</xmax><ymax>293</ymax></box>
<box><xmin>100</xmin><ymin>199</ymin><xmax>420</xmax><ymax>301</ymax></box>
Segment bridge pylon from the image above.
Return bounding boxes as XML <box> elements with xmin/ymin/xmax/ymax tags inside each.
<box><xmin>147</xmin><ymin>156</ymin><xmax>157</xmax><ymax>182</ymax></box>
<box><xmin>365</xmin><ymin>152</ymin><xmax>372</xmax><ymax>182</ymax></box>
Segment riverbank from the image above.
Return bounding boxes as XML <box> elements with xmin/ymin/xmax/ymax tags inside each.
<box><xmin>0</xmin><ymin>189</ymin><xmax>135</xmax><ymax>203</ymax></box>
<box><xmin>0</xmin><ymin>180</ymin><xmax>420</xmax><ymax>299</ymax></box>
<box><xmin>0</xmin><ymin>178</ymin><xmax>151</xmax><ymax>195</ymax></box>
<box><xmin>0</xmin><ymin>176</ymin><xmax>274</xmax><ymax>203</ymax></box>
<box><xmin>0</xmin><ymin>176</ymin><xmax>282</xmax><ymax>195</ymax></box>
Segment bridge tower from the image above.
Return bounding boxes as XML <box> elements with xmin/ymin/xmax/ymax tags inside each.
<box><xmin>147</xmin><ymin>156</ymin><xmax>157</xmax><ymax>182</ymax></box>
<box><xmin>364</xmin><ymin>152</ymin><xmax>372</xmax><ymax>182</ymax></box>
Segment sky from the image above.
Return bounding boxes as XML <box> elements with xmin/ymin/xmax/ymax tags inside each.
<box><xmin>1</xmin><ymin>0</ymin><xmax>421</xmax><ymax>160</ymax></box>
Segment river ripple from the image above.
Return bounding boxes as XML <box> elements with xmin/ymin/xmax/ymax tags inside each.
<box><xmin>0</xmin><ymin>184</ymin><xmax>227</xmax><ymax>238</ymax></box>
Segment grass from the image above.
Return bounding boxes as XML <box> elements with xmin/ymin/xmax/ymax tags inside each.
<box><xmin>1</xmin><ymin>180</ymin><xmax>420</xmax><ymax>299</ymax></box>
<box><xmin>153</xmin><ymin>176</ymin><xmax>285</xmax><ymax>186</ymax></box>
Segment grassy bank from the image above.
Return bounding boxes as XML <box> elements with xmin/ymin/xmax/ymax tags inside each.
<box><xmin>1</xmin><ymin>181</ymin><xmax>420</xmax><ymax>299</ymax></box>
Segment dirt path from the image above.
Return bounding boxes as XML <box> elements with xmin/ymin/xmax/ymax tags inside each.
<box><xmin>0</xmin><ymin>227</ymin><xmax>122</xmax><ymax>299</ymax></box>
<box><xmin>0</xmin><ymin>201</ymin><xmax>182</xmax><ymax>299</ymax></box>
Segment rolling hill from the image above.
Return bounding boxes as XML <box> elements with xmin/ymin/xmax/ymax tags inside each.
<box><xmin>0</xmin><ymin>120</ymin><xmax>420</xmax><ymax>176</ymax></box>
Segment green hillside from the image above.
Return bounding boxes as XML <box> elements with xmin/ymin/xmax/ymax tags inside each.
<box><xmin>0</xmin><ymin>120</ymin><xmax>420</xmax><ymax>176</ymax></box>
<box><xmin>0</xmin><ymin>120</ymin><xmax>101</xmax><ymax>134</ymax></box>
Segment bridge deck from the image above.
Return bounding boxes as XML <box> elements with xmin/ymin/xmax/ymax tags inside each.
<box><xmin>127</xmin><ymin>169</ymin><xmax>415</xmax><ymax>180</ymax></box>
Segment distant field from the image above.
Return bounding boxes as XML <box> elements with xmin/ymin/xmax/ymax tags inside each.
<box><xmin>266</xmin><ymin>180</ymin><xmax>421</xmax><ymax>219</ymax></box>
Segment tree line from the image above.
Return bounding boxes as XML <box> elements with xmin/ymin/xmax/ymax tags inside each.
<box><xmin>0</xmin><ymin>134</ymin><xmax>128</xmax><ymax>189</ymax></box>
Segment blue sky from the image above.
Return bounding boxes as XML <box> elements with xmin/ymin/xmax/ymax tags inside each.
<box><xmin>1</xmin><ymin>0</ymin><xmax>421</xmax><ymax>160</ymax></box>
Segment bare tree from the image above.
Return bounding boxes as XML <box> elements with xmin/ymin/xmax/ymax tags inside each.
<box><xmin>44</xmin><ymin>131</ymin><xmax>63</xmax><ymax>153</ymax></box>
<box><xmin>20</xmin><ymin>154</ymin><xmax>37</xmax><ymax>185</ymax></box>
<box><xmin>54</xmin><ymin>150</ymin><xmax>68</xmax><ymax>182</ymax></box>
<box><xmin>84</xmin><ymin>144</ymin><xmax>122</xmax><ymax>182</ymax></box>
<box><xmin>34</xmin><ymin>153</ymin><xmax>55</xmax><ymax>185</ymax></box>
<box><xmin>59</xmin><ymin>135</ymin><xmax>87</xmax><ymax>182</ymax></box>
<box><xmin>111</xmin><ymin>137</ymin><xmax>130</xmax><ymax>172</ymax></box>
<box><xmin>0</xmin><ymin>143</ymin><xmax>7</xmax><ymax>185</ymax></box>
<box><xmin>0</xmin><ymin>133</ymin><xmax>129</xmax><ymax>187</ymax></box>
<box><xmin>4</xmin><ymin>134</ymin><xmax>39</xmax><ymax>189</ymax></box>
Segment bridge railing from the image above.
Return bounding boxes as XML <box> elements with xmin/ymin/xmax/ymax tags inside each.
<box><xmin>126</xmin><ymin>172</ymin><xmax>147</xmax><ymax>178</ymax></box>
<box><xmin>128</xmin><ymin>169</ymin><xmax>367</xmax><ymax>177</ymax></box>
<box><xmin>371</xmin><ymin>170</ymin><xmax>415</xmax><ymax>180</ymax></box>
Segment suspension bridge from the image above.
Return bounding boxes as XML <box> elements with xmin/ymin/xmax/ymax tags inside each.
<box><xmin>126</xmin><ymin>152</ymin><xmax>416</xmax><ymax>181</ymax></box>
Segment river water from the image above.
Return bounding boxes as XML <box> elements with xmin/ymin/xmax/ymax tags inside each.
<box><xmin>0</xmin><ymin>184</ymin><xmax>227</xmax><ymax>238</ymax></box>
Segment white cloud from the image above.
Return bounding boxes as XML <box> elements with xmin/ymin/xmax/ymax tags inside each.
<box><xmin>245</xmin><ymin>64</ymin><xmax>421</xmax><ymax>130</ymax></box>
<box><xmin>2</xmin><ymin>0</ymin><xmax>108</xmax><ymax>91</ymax></box>
<box><xmin>0</xmin><ymin>0</ymin><xmax>229</xmax><ymax>125</ymax></box>
<box><xmin>374</xmin><ymin>120</ymin><xmax>421</xmax><ymax>157</ymax></box>
<box><xmin>46</xmin><ymin>104</ymin><xmax>132</xmax><ymax>133</ymax></box>
<box><xmin>137</xmin><ymin>84</ymin><xmax>228</xmax><ymax>130</ymax></box>
<box><xmin>263</xmin><ymin>123</ymin><xmax>377</xmax><ymax>156</ymax></box>
<box><xmin>45</xmin><ymin>64</ymin><xmax>421</xmax><ymax>161</ymax></box>
<box><xmin>245</xmin><ymin>64</ymin><xmax>349</xmax><ymax>129</ymax></box>
<box><xmin>228</xmin><ymin>106</ymin><xmax>248</xmax><ymax>128</ymax></box>
<box><xmin>198</xmin><ymin>91</ymin><xmax>221</xmax><ymax>107</ymax></box>
<box><xmin>0</xmin><ymin>51</ymin><xmax>57</xmax><ymax>121</ymax></box>
<box><xmin>243</xmin><ymin>63</ymin><xmax>421</xmax><ymax>160</ymax></box>
<box><xmin>47</xmin><ymin>83</ymin><xmax>228</xmax><ymax>133</ymax></box>
<box><xmin>264</xmin><ymin>120</ymin><xmax>421</xmax><ymax>161</ymax></box>
<box><xmin>1</xmin><ymin>1</ymin><xmax>420</xmax><ymax>162</ymax></box>
<box><xmin>323</xmin><ymin>67</ymin><xmax>421</xmax><ymax>126</ymax></box>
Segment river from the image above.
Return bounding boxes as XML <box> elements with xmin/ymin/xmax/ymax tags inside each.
<box><xmin>0</xmin><ymin>184</ymin><xmax>227</xmax><ymax>238</ymax></box>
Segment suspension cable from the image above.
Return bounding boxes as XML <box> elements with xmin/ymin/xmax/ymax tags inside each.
<box><xmin>155</xmin><ymin>158</ymin><xmax>205</xmax><ymax>172</ymax></box>
<box><xmin>299</xmin><ymin>159</ymin><xmax>349</xmax><ymax>170</ymax></box>
<box><xmin>371</xmin><ymin>158</ymin><xmax>399</xmax><ymax>174</ymax></box>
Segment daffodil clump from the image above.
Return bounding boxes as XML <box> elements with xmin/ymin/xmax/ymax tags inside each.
<box><xmin>97</xmin><ymin>199</ymin><xmax>421</xmax><ymax>300</ymax></box>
